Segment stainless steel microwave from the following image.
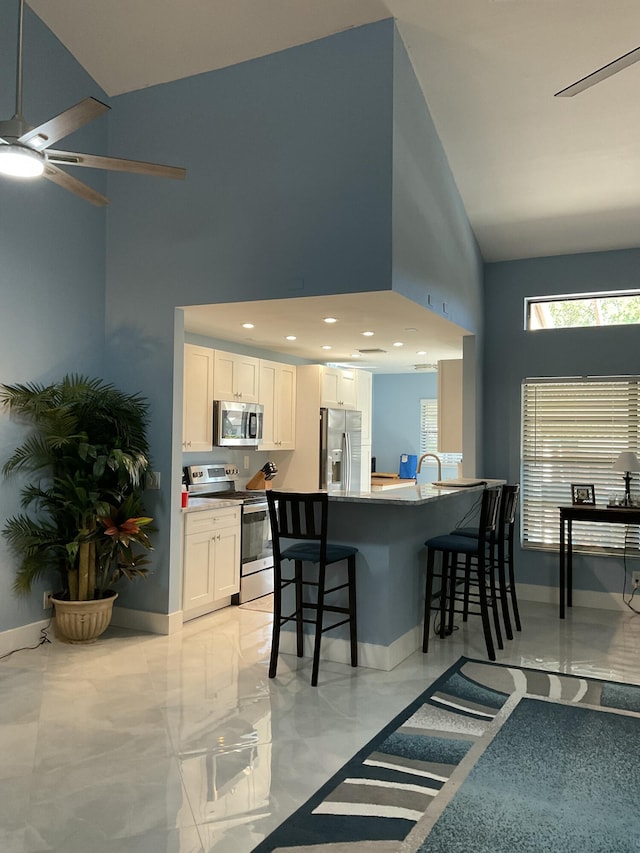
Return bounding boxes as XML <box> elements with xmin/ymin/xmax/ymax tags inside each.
<box><xmin>213</xmin><ymin>400</ymin><xmax>264</xmax><ymax>447</ymax></box>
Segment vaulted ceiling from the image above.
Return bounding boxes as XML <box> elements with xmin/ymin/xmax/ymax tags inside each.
<box><xmin>27</xmin><ymin>0</ymin><xmax>640</xmax><ymax>264</ymax></box>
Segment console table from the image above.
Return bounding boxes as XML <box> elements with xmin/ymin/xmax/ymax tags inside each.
<box><xmin>558</xmin><ymin>504</ymin><xmax>640</xmax><ymax>618</ymax></box>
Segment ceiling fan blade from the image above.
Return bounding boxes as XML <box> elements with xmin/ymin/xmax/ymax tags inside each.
<box><xmin>18</xmin><ymin>97</ymin><xmax>109</xmax><ymax>150</ymax></box>
<box><xmin>555</xmin><ymin>45</ymin><xmax>640</xmax><ymax>97</ymax></box>
<box><xmin>43</xmin><ymin>163</ymin><xmax>109</xmax><ymax>206</ymax></box>
<box><xmin>46</xmin><ymin>149</ymin><xmax>186</xmax><ymax>180</ymax></box>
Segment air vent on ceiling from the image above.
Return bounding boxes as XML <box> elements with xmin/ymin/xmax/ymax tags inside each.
<box><xmin>414</xmin><ymin>363</ymin><xmax>437</xmax><ymax>371</ymax></box>
<box><xmin>358</xmin><ymin>348</ymin><xmax>387</xmax><ymax>354</ymax></box>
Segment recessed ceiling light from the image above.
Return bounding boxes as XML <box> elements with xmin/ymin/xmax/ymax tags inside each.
<box><xmin>323</xmin><ymin>317</ymin><xmax>337</xmax><ymax>324</ymax></box>
<box><xmin>351</xmin><ymin>353</ymin><xmax>361</xmax><ymax>358</ymax></box>
<box><xmin>417</xmin><ymin>350</ymin><xmax>427</xmax><ymax>355</ymax></box>
<box><xmin>242</xmin><ymin>323</ymin><xmax>254</xmax><ymax>329</ymax></box>
<box><xmin>285</xmin><ymin>335</ymin><xmax>297</xmax><ymax>341</ymax></box>
<box><xmin>404</xmin><ymin>327</ymin><xmax>418</xmax><ymax>332</ymax></box>
<box><xmin>393</xmin><ymin>342</ymin><xmax>404</xmax><ymax>347</ymax></box>
<box><xmin>361</xmin><ymin>331</ymin><xmax>374</xmax><ymax>337</ymax></box>
<box><xmin>321</xmin><ymin>345</ymin><xmax>332</xmax><ymax>350</ymax></box>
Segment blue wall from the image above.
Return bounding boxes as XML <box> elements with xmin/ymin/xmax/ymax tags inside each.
<box><xmin>0</xmin><ymin>16</ymin><xmax>486</xmax><ymax>632</ymax></box>
<box><xmin>372</xmin><ymin>374</ymin><xmax>436</xmax><ymax>473</ymax></box>
<box><xmin>0</xmin><ymin>6</ymin><xmax>108</xmax><ymax>632</ymax></box>
<box><xmin>391</xmin><ymin>29</ymin><xmax>483</xmax><ymax>334</ymax></box>
<box><xmin>484</xmin><ymin>248</ymin><xmax>640</xmax><ymax>595</ymax></box>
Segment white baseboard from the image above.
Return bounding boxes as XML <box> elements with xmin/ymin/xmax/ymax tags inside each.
<box><xmin>110</xmin><ymin>606</ymin><xmax>184</xmax><ymax>635</ymax></box>
<box><xmin>279</xmin><ymin>624</ymin><xmax>423</xmax><ymax>672</ymax></box>
<box><xmin>517</xmin><ymin>582</ymin><xmax>632</xmax><ymax>612</ymax></box>
<box><xmin>0</xmin><ymin>618</ymin><xmax>52</xmax><ymax>658</ymax></box>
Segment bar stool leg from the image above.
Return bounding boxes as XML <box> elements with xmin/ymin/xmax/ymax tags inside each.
<box><xmin>423</xmin><ymin>547</ymin><xmax>436</xmax><ymax>653</ymax></box>
<box><xmin>476</xmin><ymin>553</ymin><xmax>496</xmax><ymax>661</ymax></box>
<box><xmin>447</xmin><ymin>553</ymin><xmax>457</xmax><ymax>635</ymax></box>
<box><xmin>294</xmin><ymin>560</ymin><xmax>304</xmax><ymax>657</ymax></box>
<box><xmin>487</xmin><ymin>547</ymin><xmax>503</xmax><ymax>651</ymax></box>
<box><xmin>347</xmin><ymin>555</ymin><xmax>358</xmax><ymax>667</ymax></box>
<box><xmin>269</xmin><ymin>574</ymin><xmax>282</xmax><ymax>679</ymax></box>
<box><xmin>507</xmin><ymin>534</ymin><xmax>522</xmax><ymax>631</ymax></box>
<box><xmin>311</xmin><ymin>563</ymin><xmax>326</xmax><ymax>687</ymax></box>
<box><xmin>438</xmin><ymin>552</ymin><xmax>449</xmax><ymax>639</ymax></box>
<box><xmin>497</xmin><ymin>537</ymin><xmax>513</xmax><ymax>640</ymax></box>
<box><xmin>463</xmin><ymin>554</ymin><xmax>471</xmax><ymax>622</ymax></box>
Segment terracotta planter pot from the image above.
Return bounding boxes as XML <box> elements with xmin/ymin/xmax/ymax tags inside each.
<box><xmin>51</xmin><ymin>592</ymin><xmax>118</xmax><ymax>644</ymax></box>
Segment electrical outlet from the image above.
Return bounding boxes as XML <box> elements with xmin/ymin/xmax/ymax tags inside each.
<box><xmin>43</xmin><ymin>590</ymin><xmax>53</xmax><ymax>610</ymax></box>
<box><xmin>632</xmin><ymin>571</ymin><xmax>640</xmax><ymax>588</ymax></box>
<box><xmin>146</xmin><ymin>471</ymin><xmax>161</xmax><ymax>490</ymax></box>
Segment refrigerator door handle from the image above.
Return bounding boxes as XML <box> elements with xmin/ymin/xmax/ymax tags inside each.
<box><xmin>344</xmin><ymin>431</ymin><xmax>351</xmax><ymax>490</ymax></box>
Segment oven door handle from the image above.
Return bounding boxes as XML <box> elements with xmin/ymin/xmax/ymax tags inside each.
<box><xmin>242</xmin><ymin>502</ymin><xmax>269</xmax><ymax>514</ymax></box>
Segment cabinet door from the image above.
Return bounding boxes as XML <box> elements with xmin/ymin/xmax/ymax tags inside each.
<box><xmin>321</xmin><ymin>367</ymin><xmax>342</xmax><ymax>408</ymax></box>
<box><xmin>183</xmin><ymin>344</ymin><xmax>214</xmax><ymax>452</ymax></box>
<box><xmin>275</xmin><ymin>364</ymin><xmax>296</xmax><ymax>449</ymax></box>
<box><xmin>213</xmin><ymin>523</ymin><xmax>240</xmax><ymax>599</ymax></box>
<box><xmin>236</xmin><ymin>356</ymin><xmax>259</xmax><ymax>402</ymax></box>
<box><xmin>339</xmin><ymin>369</ymin><xmax>357</xmax><ymax>410</ymax></box>
<box><xmin>259</xmin><ymin>361</ymin><xmax>277</xmax><ymax>450</ymax></box>
<box><xmin>437</xmin><ymin>359</ymin><xmax>463</xmax><ymax>453</ymax></box>
<box><xmin>213</xmin><ymin>351</ymin><xmax>236</xmax><ymax>400</ymax></box>
<box><xmin>360</xmin><ymin>443</ymin><xmax>372</xmax><ymax>492</ymax></box>
<box><xmin>183</xmin><ymin>529</ymin><xmax>216</xmax><ymax>612</ymax></box>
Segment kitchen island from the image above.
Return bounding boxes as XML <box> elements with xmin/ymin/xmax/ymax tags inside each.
<box><xmin>279</xmin><ymin>481</ymin><xmax>501</xmax><ymax>671</ymax></box>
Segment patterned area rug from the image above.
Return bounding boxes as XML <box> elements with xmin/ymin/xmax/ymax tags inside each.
<box><xmin>253</xmin><ymin>657</ymin><xmax>640</xmax><ymax>852</ymax></box>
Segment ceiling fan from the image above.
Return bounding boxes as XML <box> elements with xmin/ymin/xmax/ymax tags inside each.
<box><xmin>0</xmin><ymin>0</ymin><xmax>186</xmax><ymax>205</ymax></box>
<box><xmin>555</xmin><ymin>44</ymin><xmax>640</xmax><ymax>97</ymax></box>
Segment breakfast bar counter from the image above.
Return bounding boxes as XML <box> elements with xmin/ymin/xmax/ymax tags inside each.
<box><xmin>279</xmin><ymin>481</ymin><xmax>500</xmax><ymax>671</ymax></box>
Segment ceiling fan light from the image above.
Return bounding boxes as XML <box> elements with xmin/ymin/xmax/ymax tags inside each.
<box><xmin>0</xmin><ymin>144</ymin><xmax>44</xmax><ymax>178</ymax></box>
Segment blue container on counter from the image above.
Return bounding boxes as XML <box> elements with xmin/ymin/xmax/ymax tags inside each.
<box><xmin>399</xmin><ymin>454</ymin><xmax>417</xmax><ymax>479</ymax></box>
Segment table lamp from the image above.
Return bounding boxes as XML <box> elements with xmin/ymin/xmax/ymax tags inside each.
<box><xmin>612</xmin><ymin>451</ymin><xmax>640</xmax><ymax>506</ymax></box>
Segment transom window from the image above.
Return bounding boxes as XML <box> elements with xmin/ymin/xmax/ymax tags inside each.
<box><xmin>521</xmin><ymin>377</ymin><xmax>640</xmax><ymax>553</ymax></box>
<box><xmin>526</xmin><ymin>291</ymin><xmax>640</xmax><ymax>330</ymax></box>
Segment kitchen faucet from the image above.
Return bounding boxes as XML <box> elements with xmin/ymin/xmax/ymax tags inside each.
<box><xmin>417</xmin><ymin>452</ymin><xmax>442</xmax><ymax>481</ymax></box>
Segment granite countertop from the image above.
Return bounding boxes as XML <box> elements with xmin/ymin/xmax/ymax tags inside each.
<box><xmin>328</xmin><ymin>479</ymin><xmax>504</xmax><ymax>506</ymax></box>
<box><xmin>182</xmin><ymin>497</ymin><xmax>244</xmax><ymax>513</ymax></box>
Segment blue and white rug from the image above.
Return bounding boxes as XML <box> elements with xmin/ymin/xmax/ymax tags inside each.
<box><xmin>253</xmin><ymin>657</ymin><xmax>640</xmax><ymax>852</ymax></box>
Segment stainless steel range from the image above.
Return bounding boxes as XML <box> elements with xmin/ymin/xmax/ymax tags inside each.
<box><xmin>184</xmin><ymin>464</ymin><xmax>274</xmax><ymax>604</ymax></box>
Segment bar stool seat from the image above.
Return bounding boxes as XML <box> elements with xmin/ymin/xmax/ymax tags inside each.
<box><xmin>423</xmin><ymin>486</ymin><xmax>501</xmax><ymax>661</ymax></box>
<box><xmin>266</xmin><ymin>491</ymin><xmax>358</xmax><ymax>687</ymax></box>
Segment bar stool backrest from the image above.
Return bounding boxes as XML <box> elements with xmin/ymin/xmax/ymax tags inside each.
<box><xmin>500</xmin><ymin>484</ymin><xmax>520</xmax><ymax>533</ymax></box>
<box><xmin>266</xmin><ymin>491</ymin><xmax>329</xmax><ymax>562</ymax></box>
<box><xmin>479</xmin><ymin>486</ymin><xmax>501</xmax><ymax>547</ymax></box>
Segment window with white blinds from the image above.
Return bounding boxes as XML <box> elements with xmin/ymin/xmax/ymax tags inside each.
<box><xmin>420</xmin><ymin>399</ymin><xmax>462</xmax><ymax>465</ymax></box>
<box><xmin>521</xmin><ymin>377</ymin><xmax>640</xmax><ymax>552</ymax></box>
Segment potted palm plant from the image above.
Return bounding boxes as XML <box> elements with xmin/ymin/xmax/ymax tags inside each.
<box><xmin>1</xmin><ymin>375</ymin><xmax>154</xmax><ymax>642</ymax></box>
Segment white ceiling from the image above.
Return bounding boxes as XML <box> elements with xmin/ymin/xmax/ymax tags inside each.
<box><xmin>22</xmin><ymin>1</ymin><xmax>640</xmax><ymax>370</ymax></box>
<box><xmin>183</xmin><ymin>292</ymin><xmax>468</xmax><ymax>374</ymax></box>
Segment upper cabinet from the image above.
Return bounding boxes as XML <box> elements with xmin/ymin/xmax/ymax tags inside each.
<box><xmin>320</xmin><ymin>366</ymin><xmax>357</xmax><ymax>409</ymax></box>
<box><xmin>437</xmin><ymin>358</ymin><xmax>463</xmax><ymax>453</ymax></box>
<box><xmin>183</xmin><ymin>344</ymin><xmax>214</xmax><ymax>452</ymax></box>
<box><xmin>213</xmin><ymin>351</ymin><xmax>259</xmax><ymax>402</ymax></box>
<box><xmin>259</xmin><ymin>359</ymin><xmax>296</xmax><ymax>450</ymax></box>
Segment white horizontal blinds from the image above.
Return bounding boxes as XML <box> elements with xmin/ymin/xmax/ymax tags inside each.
<box><xmin>420</xmin><ymin>399</ymin><xmax>462</xmax><ymax>464</ymax></box>
<box><xmin>521</xmin><ymin>378</ymin><xmax>640</xmax><ymax>551</ymax></box>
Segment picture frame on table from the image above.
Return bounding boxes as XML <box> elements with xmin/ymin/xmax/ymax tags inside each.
<box><xmin>571</xmin><ymin>483</ymin><xmax>595</xmax><ymax>506</ymax></box>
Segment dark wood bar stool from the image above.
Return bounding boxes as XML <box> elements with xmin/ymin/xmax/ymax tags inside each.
<box><xmin>423</xmin><ymin>486</ymin><xmax>501</xmax><ymax>660</ymax></box>
<box><xmin>266</xmin><ymin>491</ymin><xmax>358</xmax><ymax>687</ymax></box>
<box><xmin>453</xmin><ymin>484</ymin><xmax>521</xmax><ymax>639</ymax></box>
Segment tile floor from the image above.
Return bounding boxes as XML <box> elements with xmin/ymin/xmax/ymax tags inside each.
<box><xmin>1</xmin><ymin>598</ymin><xmax>639</xmax><ymax>852</ymax></box>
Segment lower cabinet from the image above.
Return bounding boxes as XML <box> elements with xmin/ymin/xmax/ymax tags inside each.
<box><xmin>182</xmin><ymin>507</ymin><xmax>241</xmax><ymax>621</ymax></box>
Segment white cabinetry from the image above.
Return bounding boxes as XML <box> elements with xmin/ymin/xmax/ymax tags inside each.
<box><xmin>259</xmin><ymin>359</ymin><xmax>296</xmax><ymax>450</ymax></box>
<box><xmin>182</xmin><ymin>506</ymin><xmax>241</xmax><ymax>621</ymax></box>
<box><xmin>183</xmin><ymin>344</ymin><xmax>214</xmax><ymax>452</ymax></box>
<box><xmin>437</xmin><ymin>359</ymin><xmax>463</xmax><ymax>454</ymax></box>
<box><xmin>320</xmin><ymin>366</ymin><xmax>357</xmax><ymax>409</ymax></box>
<box><xmin>213</xmin><ymin>351</ymin><xmax>259</xmax><ymax>402</ymax></box>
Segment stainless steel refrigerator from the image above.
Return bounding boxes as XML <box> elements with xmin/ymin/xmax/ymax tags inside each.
<box><xmin>320</xmin><ymin>408</ymin><xmax>362</xmax><ymax>492</ymax></box>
